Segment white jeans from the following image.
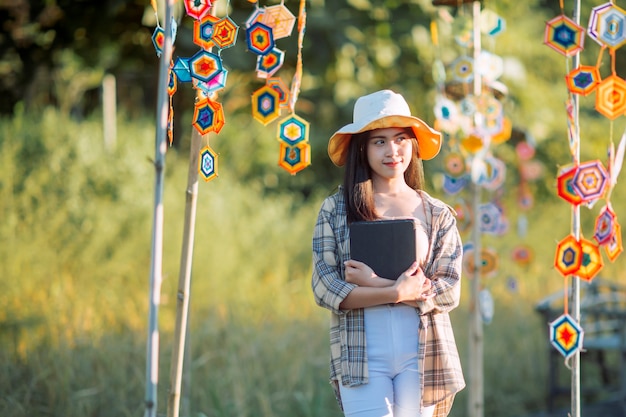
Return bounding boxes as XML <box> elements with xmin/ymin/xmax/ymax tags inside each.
<box><xmin>339</xmin><ymin>304</ymin><xmax>435</xmax><ymax>417</ymax></box>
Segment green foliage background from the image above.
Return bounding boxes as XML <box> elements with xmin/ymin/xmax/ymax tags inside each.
<box><xmin>3</xmin><ymin>0</ymin><xmax>626</xmax><ymax>416</ymax></box>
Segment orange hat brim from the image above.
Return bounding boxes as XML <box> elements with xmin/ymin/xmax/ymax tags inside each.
<box><xmin>328</xmin><ymin>115</ymin><xmax>442</xmax><ymax>166</ymax></box>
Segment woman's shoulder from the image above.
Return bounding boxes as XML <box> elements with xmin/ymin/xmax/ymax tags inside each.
<box><xmin>319</xmin><ymin>186</ymin><xmax>346</xmax><ymax>213</ymax></box>
<box><xmin>419</xmin><ymin>190</ymin><xmax>456</xmax><ymax>217</ymax></box>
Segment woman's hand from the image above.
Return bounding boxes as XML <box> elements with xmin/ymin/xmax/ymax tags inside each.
<box><xmin>394</xmin><ymin>262</ymin><xmax>436</xmax><ymax>304</ymax></box>
<box><xmin>344</xmin><ymin>260</ymin><xmax>393</xmax><ymax>288</ymax></box>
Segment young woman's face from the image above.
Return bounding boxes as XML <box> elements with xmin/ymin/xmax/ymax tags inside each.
<box><xmin>366</xmin><ymin>127</ymin><xmax>414</xmax><ymax>180</ymax></box>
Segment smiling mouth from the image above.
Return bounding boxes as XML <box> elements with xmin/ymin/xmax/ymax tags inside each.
<box><xmin>384</xmin><ymin>161</ymin><xmax>401</xmax><ymax>167</ymax></box>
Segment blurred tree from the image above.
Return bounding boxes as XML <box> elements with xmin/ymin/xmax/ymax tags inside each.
<box><xmin>3</xmin><ymin>0</ymin><xmax>625</xmax><ymax>198</ymax></box>
<box><xmin>0</xmin><ymin>0</ymin><xmax>155</xmax><ymax>114</ymax></box>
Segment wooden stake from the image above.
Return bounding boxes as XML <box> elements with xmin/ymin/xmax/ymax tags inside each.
<box><xmin>102</xmin><ymin>74</ymin><xmax>117</xmax><ymax>152</ymax></box>
<box><xmin>468</xmin><ymin>2</ymin><xmax>484</xmax><ymax>417</ymax></box>
<box><xmin>145</xmin><ymin>0</ymin><xmax>175</xmax><ymax>416</ymax></box>
<box><xmin>570</xmin><ymin>1</ymin><xmax>582</xmax><ymax>416</ymax></box>
<box><xmin>167</xmin><ymin>124</ymin><xmax>203</xmax><ymax>417</ymax></box>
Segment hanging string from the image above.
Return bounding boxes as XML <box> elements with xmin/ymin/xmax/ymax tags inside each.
<box><xmin>564</xmin><ymin>354</ymin><xmax>573</xmax><ymax>370</ymax></box>
<box><xmin>197</xmin><ymin>1</ymin><xmax>216</xmax><ymax>152</ymax></box>
<box><xmin>595</xmin><ymin>44</ymin><xmax>606</xmax><ymax>69</ymax></box>
<box><xmin>610</xmin><ymin>128</ymin><xmax>626</xmax><ymax>193</ymax></box>
<box><xmin>563</xmin><ymin>277</ymin><xmax>569</xmax><ymax>315</ymax></box>
<box><xmin>150</xmin><ymin>0</ymin><xmax>173</xmax><ymax>144</ymax></box>
<box><xmin>151</xmin><ymin>0</ymin><xmax>161</xmax><ymax>28</ymax></box>
<box><xmin>288</xmin><ymin>0</ymin><xmax>306</xmax><ymax>113</ymax></box>
<box><xmin>565</xmin><ymin>96</ymin><xmax>578</xmax><ymax>159</ymax></box>
<box><xmin>610</xmin><ymin>48</ymin><xmax>617</xmax><ymax>75</ymax></box>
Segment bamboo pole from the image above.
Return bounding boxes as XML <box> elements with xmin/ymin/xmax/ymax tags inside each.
<box><xmin>570</xmin><ymin>1</ymin><xmax>581</xmax><ymax>416</ymax></box>
<box><xmin>468</xmin><ymin>2</ymin><xmax>484</xmax><ymax>417</ymax></box>
<box><xmin>166</xmin><ymin>0</ymin><xmax>216</xmax><ymax>410</ymax></box>
<box><xmin>167</xmin><ymin>124</ymin><xmax>203</xmax><ymax>417</ymax></box>
<box><xmin>145</xmin><ymin>1</ymin><xmax>175</xmax><ymax>416</ymax></box>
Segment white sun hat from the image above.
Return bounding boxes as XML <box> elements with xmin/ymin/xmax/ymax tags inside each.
<box><xmin>327</xmin><ymin>89</ymin><xmax>442</xmax><ymax>166</ymax></box>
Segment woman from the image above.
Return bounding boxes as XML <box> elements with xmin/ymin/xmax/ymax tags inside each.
<box><xmin>311</xmin><ymin>90</ymin><xmax>465</xmax><ymax>417</ymax></box>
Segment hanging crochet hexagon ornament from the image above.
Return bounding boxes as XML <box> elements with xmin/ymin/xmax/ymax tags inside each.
<box><xmin>512</xmin><ymin>244</ymin><xmax>534</xmax><ymax>266</ymax></box>
<box><xmin>246</xmin><ymin>6</ymin><xmax>265</xmax><ymax>28</ymax></box>
<box><xmin>246</xmin><ymin>22</ymin><xmax>275</xmax><ymax>55</ymax></box>
<box><xmin>572</xmin><ymin>159</ymin><xmax>609</xmax><ymax>203</ymax></box>
<box><xmin>442</xmin><ymin>174</ymin><xmax>468</xmax><ymax>195</ymax></box>
<box><xmin>554</xmin><ymin>234</ymin><xmax>583</xmax><ymax>277</ymax></box>
<box><xmin>605</xmin><ymin>222</ymin><xmax>623</xmax><ymax>261</ymax></box>
<box><xmin>516</xmin><ymin>141</ymin><xmax>536</xmax><ymax>161</ymax></box>
<box><xmin>476</xmin><ymin>94</ymin><xmax>504</xmax><ymax>136</ymax></box>
<box><xmin>184</xmin><ymin>0</ymin><xmax>213</xmax><ymax>20</ymax></box>
<box><xmin>595</xmin><ymin>74</ymin><xmax>626</xmax><ymax>120</ymax></box>
<box><xmin>476</xmin><ymin>51</ymin><xmax>504</xmax><ymax>81</ymax></box>
<box><xmin>433</xmin><ymin>95</ymin><xmax>461</xmax><ymax>134</ymax></box>
<box><xmin>459</xmin><ymin>96</ymin><xmax>477</xmax><ymax>116</ymax></box>
<box><xmin>278</xmin><ymin>141</ymin><xmax>311</xmax><ymax>175</ymax></box>
<box><xmin>192</xmin><ymin>98</ymin><xmax>225</xmax><ymax>135</ymax></box>
<box><xmin>172</xmin><ymin>57</ymin><xmax>192</xmax><ymax>83</ymax></box>
<box><xmin>588</xmin><ymin>2</ymin><xmax>614</xmax><ymax>45</ymax></box>
<box><xmin>578</xmin><ymin>238</ymin><xmax>604</xmax><ymax>281</ymax></box>
<box><xmin>460</xmin><ymin>134</ymin><xmax>484</xmax><ymax>154</ymax></box>
<box><xmin>193</xmin><ymin>14</ymin><xmax>219</xmax><ymax>49</ymax></box>
<box><xmin>266</xmin><ymin>77</ymin><xmax>290</xmax><ymax>108</ymax></box>
<box><xmin>565</xmin><ymin>65</ymin><xmax>601</xmax><ymax>96</ymax></box>
<box><xmin>462</xmin><ymin>245</ymin><xmax>499</xmax><ymax>277</ymax></box>
<box><xmin>188</xmin><ymin>50</ymin><xmax>223</xmax><ymax>84</ymax></box>
<box><xmin>594</xmin><ymin>3</ymin><xmax>626</xmax><ymax>50</ymax></box>
<box><xmin>261</xmin><ymin>3</ymin><xmax>296</xmax><ymax>40</ymax></box>
<box><xmin>453</xmin><ymin>199</ymin><xmax>472</xmax><ymax>234</ymax></box>
<box><xmin>198</xmin><ymin>145</ymin><xmax>218</xmax><ymax>182</ymax></box>
<box><xmin>152</xmin><ymin>26</ymin><xmax>165</xmax><ymax>57</ymax></box>
<box><xmin>481</xmin><ymin>156</ymin><xmax>506</xmax><ymax>191</ymax></box>
<box><xmin>251</xmin><ymin>85</ymin><xmax>281</xmax><ymax>126</ymax></box>
<box><xmin>256</xmin><ymin>47</ymin><xmax>285</xmax><ymax>78</ymax></box>
<box><xmin>277</xmin><ymin>114</ymin><xmax>309</xmax><ymax>146</ymax></box>
<box><xmin>478</xmin><ymin>202</ymin><xmax>505</xmax><ymax>235</ymax></box>
<box><xmin>444</xmin><ymin>152</ymin><xmax>466</xmax><ymax>177</ymax></box>
<box><xmin>556</xmin><ymin>163</ymin><xmax>583</xmax><ymax>206</ymax></box>
<box><xmin>480</xmin><ymin>9</ymin><xmax>506</xmax><ymax>37</ymax></box>
<box><xmin>194</xmin><ymin>68</ymin><xmax>228</xmax><ymax>95</ymax></box>
<box><xmin>550</xmin><ymin>314</ymin><xmax>584</xmax><ymax>359</ymax></box>
<box><xmin>491</xmin><ymin>116</ymin><xmax>513</xmax><ymax>145</ymax></box>
<box><xmin>544</xmin><ymin>14</ymin><xmax>585</xmax><ymax>57</ymax></box>
<box><xmin>449</xmin><ymin>55</ymin><xmax>474</xmax><ymax>83</ymax></box>
<box><xmin>594</xmin><ymin>204</ymin><xmax>618</xmax><ymax>245</ymax></box>
<box><xmin>167</xmin><ymin>68</ymin><xmax>177</xmax><ymax>96</ymax></box>
<box><xmin>211</xmin><ymin>16</ymin><xmax>239</xmax><ymax>49</ymax></box>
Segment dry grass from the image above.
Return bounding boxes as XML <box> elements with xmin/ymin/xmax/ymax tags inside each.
<box><xmin>2</xmin><ymin>109</ymin><xmax>626</xmax><ymax>417</ymax></box>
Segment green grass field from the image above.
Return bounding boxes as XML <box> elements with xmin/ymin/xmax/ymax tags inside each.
<box><xmin>2</xmin><ymin>109</ymin><xmax>626</xmax><ymax>417</ymax></box>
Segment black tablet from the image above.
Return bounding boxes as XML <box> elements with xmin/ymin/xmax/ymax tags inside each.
<box><xmin>349</xmin><ymin>219</ymin><xmax>416</xmax><ymax>280</ymax></box>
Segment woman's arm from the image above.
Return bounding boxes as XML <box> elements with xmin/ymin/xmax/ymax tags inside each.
<box><xmin>312</xmin><ymin>195</ymin><xmax>438</xmax><ymax>313</ymax></box>
<box><xmin>311</xmin><ymin>197</ymin><xmax>358</xmax><ymax>315</ymax></box>
<box><xmin>340</xmin><ymin>261</ymin><xmax>435</xmax><ymax>309</ymax></box>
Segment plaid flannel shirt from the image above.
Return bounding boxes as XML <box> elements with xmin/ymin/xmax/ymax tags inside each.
<box><xmin>311</xmin><ymin>188</ymin><xmax>465</xmax><ymax>417</ymax></box>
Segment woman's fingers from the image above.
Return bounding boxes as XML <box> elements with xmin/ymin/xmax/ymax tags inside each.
<box><xmin>344</xmin><ymin>259</ymin><xmax>377</xmax><ymax>283</ymax></box>
<box><xmin>344</xmin><ymin>259</ymin><xmax>368</xmax><ymax>270</ymax></box>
